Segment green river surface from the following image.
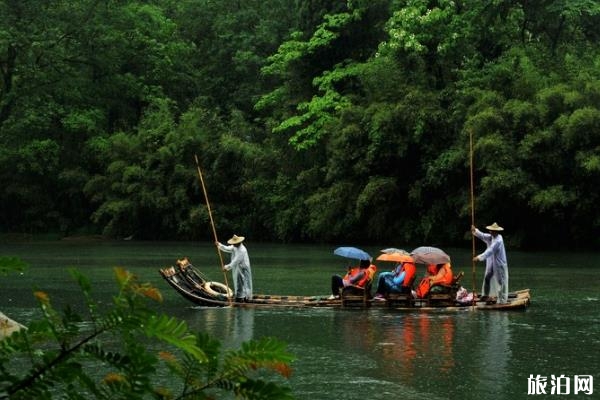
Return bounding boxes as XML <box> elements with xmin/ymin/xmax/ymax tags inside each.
<box><xmin>1</xmin><ymin>240</ymin><xmax>599</xmax><ymax>400</ymax></box>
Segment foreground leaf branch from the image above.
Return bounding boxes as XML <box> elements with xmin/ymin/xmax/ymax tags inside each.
<box><xmin>0</xmin><ymin>265</ymin><xmax>294</xmax><ymax>399</ymax></box>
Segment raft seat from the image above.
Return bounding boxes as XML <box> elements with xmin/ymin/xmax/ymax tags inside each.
<box><xmin>386</xmin><ymin>292</ymin><xmax>414</xmax><ymax>307</ymax></box>
<box><xmin>426</xmin><ymin>291</ymin><xmax>454</xmax><ymax>306</ymax></box>
<box><xmin>340</xmin><ymin>281</ymin><xmax>373</xmax><ymax>307</ymax></box>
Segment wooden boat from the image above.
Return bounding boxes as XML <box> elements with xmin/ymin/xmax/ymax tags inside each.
<box><xmin>159</xmin><ymin>259</ymin><xmax>531</xmax><ymax>311</ymax></box>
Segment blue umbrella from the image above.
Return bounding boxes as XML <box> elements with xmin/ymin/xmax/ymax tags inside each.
<box><xmin>333</xmin><ymin>246</ymin><xmax>371</xmax><ymax>261</ymax></box>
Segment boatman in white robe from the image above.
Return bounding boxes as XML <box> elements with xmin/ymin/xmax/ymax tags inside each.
<box><xmin>472</xmin><ymin>222</ymin><xmax>509</xmax><ymax>304</ymax></box>
<box><xmin>217</xmin><ymin>234</ymin><xmax>253</xmax><ymax>302</ymax></box>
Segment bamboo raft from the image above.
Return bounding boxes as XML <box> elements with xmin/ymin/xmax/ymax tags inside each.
<box><xmin>159</xmin><ymin>259</ymin><xmax>531</xmax><ymax>311</ymax></box>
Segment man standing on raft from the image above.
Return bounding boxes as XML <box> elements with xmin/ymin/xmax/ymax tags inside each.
<box><xmin>217</xmin><ymin>234</ymin><xmax>253</xmax><ymax>302</ymax></box>
<box><xmin>472</xmin><ymin>223</ymin><xmax>509</xmax><ymax>304</ymax></box>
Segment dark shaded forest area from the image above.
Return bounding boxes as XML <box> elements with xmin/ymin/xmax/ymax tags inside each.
<box><xmin>2</xmin><ymin>0</ymin><xmax>600</xmax><ymax>249</ymax></box>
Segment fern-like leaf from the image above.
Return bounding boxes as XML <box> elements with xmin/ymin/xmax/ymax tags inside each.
<box><xmin>142</xmin><ymin>314</ymin><xmax>207</xmax><ymax>362</ymax></box>
<box><xmin>224</xmin><ymin>337</ymin><xmax>294</xmax><ymax>377</ymax></box>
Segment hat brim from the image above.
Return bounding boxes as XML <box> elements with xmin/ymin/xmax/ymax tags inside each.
<box><xmin>227</xmin><ymin>236</ymin><xmax>245</xmax><ymax>244</ymax></box>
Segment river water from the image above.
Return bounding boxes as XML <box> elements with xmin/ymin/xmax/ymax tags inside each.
<box><xmin>1</xmin><ymin>240</ymin><xmax>598</xmax><ymax>399</ymax></box>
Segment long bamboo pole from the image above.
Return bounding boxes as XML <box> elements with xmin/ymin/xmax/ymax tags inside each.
<box><xmin>194</xmin><ymin>154</ymin><xmax>231</xmax><ymax>300</ymax></box>
<box><xmin>469</xmin><ymin>130</ymin><xmax>476</xmax><ymax>307</ymax></box>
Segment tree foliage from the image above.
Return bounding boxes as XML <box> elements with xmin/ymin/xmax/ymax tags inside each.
<box><xmin>2</xmin><ymin>0</ymin><xmax>600</xmax><ymax>248</ymax></box>
<box><xmin>0</xmin><ymin>264</ymin><xmax>294</xmax><ymax>399</ymax></box>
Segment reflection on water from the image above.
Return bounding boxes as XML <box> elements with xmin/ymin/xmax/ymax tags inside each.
<box><xmin>175</xmin><ymin>306</ymin><xmax>255</xmax><ymax>349</ymax></box>
<box><xmin>338</xmin><ymin>312</ymin><xmax>458</xmax><ymax>387</ymax></box>
<box><xmin>370</xmin><ymin>313</ymin><xmax>457</xmax><ymax>398</ymax></box>
<box><xmin>474</xmin><ymin>313</ymin><xmax>511</xmax><ymax>397</ymax></box>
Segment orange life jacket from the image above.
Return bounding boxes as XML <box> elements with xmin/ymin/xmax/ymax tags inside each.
<box><xmin>430</xmin><ymin>263</ymin><xmax>453</xmax><ymax>286</ymax></box>
<box><xmin>344</xmin><ymin>264</ymin><xmax>377</xmax><ymax>288</ymax></box>
<box><xmin>365</xmin><ymin>264</ymin><xmax>377</xmax><ymax>285</ymax></box>
<box><xmin>402</xmin><ymin>262</ymin><xmax>417</xmax><ymax>287</ymax></box>
<box><xmin>415</xmin><ymin>277</ymin><xmax>430</xmax><ymax>299</ymax></box>
<box><xmin>415</xmin><ymin>263</ymin><xmax>453</xmax><ymax>298</ymax></box>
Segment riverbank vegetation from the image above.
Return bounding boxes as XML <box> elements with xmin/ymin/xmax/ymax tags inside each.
<box><xmin>0</xmin><ymin>264</ymin><xmax>294</xmax><ymax>399</ymax></box>
<box><xmin>2</xmin><ymin>1</ymin><xmax>600</xmax><ymax>249</ymax></box>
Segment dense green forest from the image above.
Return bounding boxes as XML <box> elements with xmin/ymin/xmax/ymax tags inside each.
<box><xmin>2</xmin><ymin>0</ymin><xmax>600</xmax><ymax>249</ymax></box>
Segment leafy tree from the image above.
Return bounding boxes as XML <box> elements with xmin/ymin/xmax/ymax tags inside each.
<box><xmin>0</xmin><ymin>0</ymin><xmax>197</xmax><ymax>235</ymax></box>
<box><xmin>3</xmin><ymin>0</ymin><xmax>600</xmax><ymax>247</ymax></box>
<box><xmin>253</xmin><ymin>0</ymin><xmax>600</xmax><ymax>247</ymax></box>
<box><xmin>170</xmin><ymin>0</ymin><xmax>300</xmax><ymax>115</ymax></box>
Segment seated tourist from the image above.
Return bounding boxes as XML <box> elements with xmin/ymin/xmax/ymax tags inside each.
<box><xmin>373</xmin><ymin>259</ymin><xmax>416</xmax><ymax>300</ymax></box>
<box><xmin>329</xmin><ymin>259</ymin><xmax>377</xmax><ymax>299</ymax></box>
<box><xmin>415</xmin><ymin>263</ymin><xmax>453</xmax><ymax>298</ymax></box>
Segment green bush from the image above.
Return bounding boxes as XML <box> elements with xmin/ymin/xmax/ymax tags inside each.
<box><xmin>0</xmin><ymin>265</ymin><xmax>294</xmax><ymax>399</ymax></box>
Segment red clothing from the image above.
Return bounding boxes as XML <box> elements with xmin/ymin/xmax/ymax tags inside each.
<box><xmin>426</xmin><ymin>264</ymin><xmax>438</xmax><ymax>276</ymax></box>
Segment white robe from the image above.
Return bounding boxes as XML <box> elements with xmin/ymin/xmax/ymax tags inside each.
<box><xmin>474</xmin><ymin>229</ymin><xmax>509</xmax><ymax>304</ymax></box>
<box><xmin>217</xmin><ymin>242</ymin><xmax>253</xmax><ymax>300</ymax></box>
